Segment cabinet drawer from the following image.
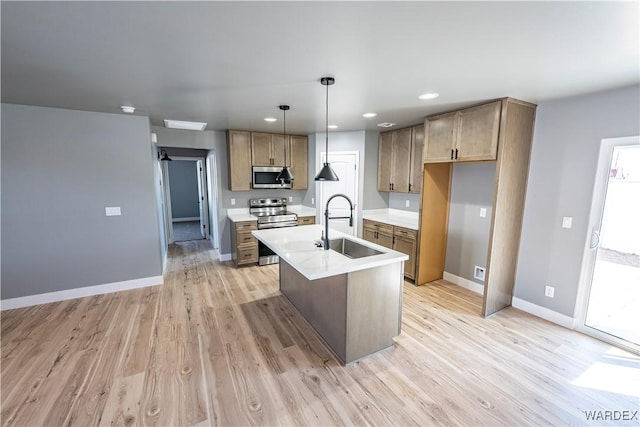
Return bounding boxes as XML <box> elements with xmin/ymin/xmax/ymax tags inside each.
<box><xmin>237</xmin><ymin>246</ymin><xmax>258</xmax><ymax>264</ymax></box>
<box><xmin>236</xmin><ymin>230</ymin><xmax>257</xmax><ymax>246</ymax></box>
<box><xmin>393</xmin><ymin>226</ymin><xmax>417</xmax><ymax>240</ymax></box>
<box><xmin>363</xmin><ymin>219</ymin><xmax>393</xmax><ymax>234</ymax></box>
<box><xmin>235</xmin><ymin>221</ymin><xmax>257</xmax><ymax>231</ymax></box>
<box><xmin>297</xmin><ymin>216</ymin><xmax>315</xmax><ymax>225</ymax></box>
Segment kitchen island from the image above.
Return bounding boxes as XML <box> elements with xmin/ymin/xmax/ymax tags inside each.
<box><xmin>252</xmin><ymin>224</ymin><xmax>408</xmax><ymax>364</ymax></box>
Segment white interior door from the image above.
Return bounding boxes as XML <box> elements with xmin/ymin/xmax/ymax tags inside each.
<box><xmin>196</xmin><ymin>159</ymin><xmax>210</xmax><ymax>239</ymax></box>
<box><xmin>318</xmin><ymin>151</ymin><xmax>358</xmax><ymax>236</ymax></box>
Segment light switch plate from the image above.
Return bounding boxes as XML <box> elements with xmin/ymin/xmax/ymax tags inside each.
<box><xmin>562</xmin><ymin>217</ymin><xmax>573</xmax><ymax>229</ymax></box>
<box><xmin>105</xmin><ymin>207</ymin><xmax>121</xmax><ymax>216</ymax></box>
<box><xmin>480</xmin><ymin>208</ymin><xmax>487</xmax><ymax>218</ymax></box>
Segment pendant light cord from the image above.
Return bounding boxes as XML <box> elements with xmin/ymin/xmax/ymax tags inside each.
<box><xmin>325</xmin><ymin>79</ymin><xmax>329</xmax><ymax>162</ymax></box>
<box><xmin>283</xmin><ymin>108</ymin><xmax>287</xmax><ymax>166</ymax></box>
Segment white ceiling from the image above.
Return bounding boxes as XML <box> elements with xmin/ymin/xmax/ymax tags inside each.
<box><xmin>1</xmin><ymin>2</ymin><xmax>638</xmax><ymax>134</ymax></box>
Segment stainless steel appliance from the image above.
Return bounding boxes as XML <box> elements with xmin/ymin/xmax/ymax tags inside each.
<box><xmin>252</xmin><ymin>166</ymin><xmax>292</xmax><ymax>189</ymax></box>
<box><xmin>250</xmin><ymin>198</ymin><xmax>297</xmax><ymax>265</ymax></box>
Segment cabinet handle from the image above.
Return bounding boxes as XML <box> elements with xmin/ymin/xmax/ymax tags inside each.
<box><xmin>408</xmin><ymin>183</ymin><xmax>411</xmax><ymax>192</ymax></box>
<box><xmin>393</xmin><ymin>236</ymin><xmax>395</xmax><ymax>245</ymax></box>
<box><xmin>455</xmin><ymin>148</ymin><xmax>458</xmax><ymax>159</ymax></box>
<box><xmin>451</xmin><ymin>149</ymin><xmax>454</xmax><ymax>160</ymax></box>
<box><xmin>389</xmin><ymin>183</ymin><xmax>391</xmax><ymax>191</ymax></box>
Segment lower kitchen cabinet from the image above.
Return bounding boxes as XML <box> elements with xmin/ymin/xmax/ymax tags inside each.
<box><xmin>363</xmin><ymin>219</ymin><xmax>416</xmax><ymax>279</ymax></box>
<box><xmin>231</xmin><ymin>220</ymin><xmax>258</xmax><ymax>266</ymax></box>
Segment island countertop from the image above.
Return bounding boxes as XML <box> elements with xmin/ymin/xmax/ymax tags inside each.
<box><xmin>252</xmin><ymin>224</ymin><xmax>408</xmax><ymax>281</ymax></box>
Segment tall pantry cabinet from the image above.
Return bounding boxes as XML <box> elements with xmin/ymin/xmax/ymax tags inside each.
<box><xmin>417</xmin><ymin>98</ymin><xmax>537</xmax><ymax>317</ymax></box>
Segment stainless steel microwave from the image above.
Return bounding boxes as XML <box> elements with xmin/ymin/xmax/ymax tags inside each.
<box><xmin>252</xmin><ymin>166</ymin><xmax>292</xmax><ymax>189</ymax></box>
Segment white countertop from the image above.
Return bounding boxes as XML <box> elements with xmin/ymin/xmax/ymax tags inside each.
<box><xmin>286</xmin><ymin>205</ymin><xmax>317</xmax><ymax>217</ymax></box>
<box><xmin>226</xmin><ymin>208</ymin><xmax>256</xmax><ymax>222</ymax></box>
<box><xmin>362</xmin><ymin>209</ymin><xmax>419</xmax><ymax>230</ymax></box>
<box><xmin>252</xmin><ymin>224</ymin><xmax>408</xmax><ymax>281</ymax></box>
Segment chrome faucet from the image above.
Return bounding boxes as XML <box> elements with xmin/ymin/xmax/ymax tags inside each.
<box><xmin>323</xmin><ymin>193</ymin><xmax>354</xmax><ymax>250</ymax></box>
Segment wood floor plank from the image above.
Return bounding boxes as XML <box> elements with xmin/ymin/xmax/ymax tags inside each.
<box><xmin>2</xmin><ymin>239</ymin><xmax>639</xmax><ymax>426</ymax></box>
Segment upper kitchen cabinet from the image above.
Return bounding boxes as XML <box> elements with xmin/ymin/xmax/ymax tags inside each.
<box><xmin>423</xmin><ymin>100</ymin><xmax>501</xmax><ymax>163</ymax></box>
<box><xmin>289</xmin><ymin>135</ymin><xmax>308</xmax><ymax>189</ymax></box>
<box><xmin>378</xmin><ymin>125</ymin><xmax>423</xmax><ymax>193</ymax></box>
<box><xmin>252</xmin><ymin>132</ymin><xmax>286</xmax><ymax>166</ymax></box>
<box><xmin>409</xmin><ymin>125</ymin><xmax>424</xmax><ymax>194</ymax></box>
<box><xmin>228</xmin><ymin>130</ymin><xmax>252</xmax><ymax>191</ymax></box>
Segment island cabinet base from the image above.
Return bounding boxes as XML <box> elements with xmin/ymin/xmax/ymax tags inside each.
<box><xmin>279</xmin><ymin>259</ymin><xmax>403</xmax><ymax>364</ymax></box>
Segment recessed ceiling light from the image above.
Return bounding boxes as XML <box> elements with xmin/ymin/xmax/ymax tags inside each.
<box><xmin>264</xmin><ymin>117</ymin><xmax>277</xmax><ymax>122</ymax></box>
<box><xmin>418</xmin><ymin>92</ymin><xmax>440</xmax><ymax>100</ymax></box>
<box><xmin>362</xmin><ymin>112</ymin><xmax>377</xmax><ymax>118</ymax></box>
<box><xmin>120</xmin><ymin>105</ymin><xmax>135</xmax><ymax>114</ymax></box>
<box><xmin>163</xmin><ymin>120</ymin><xmax>207</xmax><ymax>131</ymax></box>
<box><xmin>377</xmin><ymin>122</ymin><xmax>396</xmax><ymax>128</ymax></box>
<box><xmin>328</xmin><ymin>124</ymin><xmax>338</xmax><ymax>129</ymax></box>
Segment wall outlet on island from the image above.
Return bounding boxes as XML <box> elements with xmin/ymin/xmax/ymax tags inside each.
<box><xmin>545</xmin><ymin>285</ymin><xmax>555</xmax><ymax>298</ymax></box>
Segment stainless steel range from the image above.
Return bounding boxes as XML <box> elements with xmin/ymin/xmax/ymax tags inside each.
<box><xmin>249</xmin><ymin>198</ymin><xmax>298</xmax><ymax>265</ymax></box>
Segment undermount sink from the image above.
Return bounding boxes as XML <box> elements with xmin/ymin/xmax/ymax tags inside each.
<box><xmin>329</xmin><ymin>238</ymin><xmax>383</xmax><ymax>259</ymax></box>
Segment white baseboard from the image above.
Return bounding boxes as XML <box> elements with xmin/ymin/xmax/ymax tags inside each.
<box><xmin>219</xmin><ymin>253</ymin><xmax>232</xmax><ymax>262</ymax></box>
<box><xmin>443</xmin><ymin>271</ymin><xmax>484</xmax><ymax>295</ymax></box>
<box><xmin>1</xmin><ymin>275</ymin><xmax>164</xmax><ymax>311</ymax></box>
<box><xmin>172</xmin><ymin>217</ymin><xmax>199</xmax><ymax>223</ymax></box>
<box><xmin>511</xmin><ymin>297</ymin><xmax>577</xmax><ymax>329</ymax></box>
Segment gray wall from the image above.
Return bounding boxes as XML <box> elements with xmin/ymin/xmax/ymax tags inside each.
<box><xmin>168</xmin><ymin>160</ymin><xmax>200</xmax><ymax>219</ymax></box>
<box><xmin>388</xmin><ymin>193</ymin><xmax>421</xmax><ymax>212</ymax></box>
<box><xmin>515</xmin><ymin>84</ymin><xmax>640</xmax><ymax>317</ymax></box>
<box><xmin>2</xmin><ymin>104</ymin><xmax>162</xmax><ymax>299</ymax></box>
<box><xmin>445</xmin><ymin>163</ymin><xmax>496</xmax><ymax>284</ymax></box>
<box><xmin>363</xmin><ymin>131</ymin><xmax>389</xmax><ymax>210</ymax></box>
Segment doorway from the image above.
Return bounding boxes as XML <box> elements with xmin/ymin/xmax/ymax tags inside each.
<box><xmin>318</xmin><ymin>151</ymin><xmax>359</xmax><ymax>236</ymax></box>
<box><xmin>164</xmin><ymin>156</ymin><xmax>210</xmax><ymax>243</ymax></box>
<box><xmin>578</xmin><ymin>136</ymin><xmax>640</xmax><ymax>353</ymax></box>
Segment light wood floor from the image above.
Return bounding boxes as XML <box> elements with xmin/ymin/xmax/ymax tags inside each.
<box><xmin>2</xmin><ymin>240</ymin><xmax>639</xmax><ymax>426</ymax></box>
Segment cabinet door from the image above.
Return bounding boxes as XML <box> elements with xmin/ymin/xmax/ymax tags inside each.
<box><xmin>423</xmin><ymin>113</ymin><xmax>458</xmax><ymax>163</ymax></box>
<box><xmin>271</xmin><ymin>134</ymin><xmax>287</xmax><ymax>167</ymax></box>
<box><xmin>377</xmin><ymin>132</ymin><xmax>393</xmax><ymax>191</ymax></box>
<box><xmin>362</xmin><ymin>227</ymin><xmax>377</xmax><ymax>244</ymax></box>
<box><xmin>456</xmin><ymin>101</ymin><xmax>501</xmax><ymax>162</ymax></box>
<box><xmin>289</xmin><ymin>135</ymin><xmax>308</xmax><ymax>189</ymax></box>
<box><xmin>377</xmin><ymin>230</ymin><xmax>394</xmax><ymax>249</ymax></box>
<box><xmin>251</xmin><ymin>132</ymin><xmax>273</xmax><ymax>166</ymax></box>
<box><xmin>409</xmin><ymin>125</ymin><xmax>424</xmax><ymax>194</ymax></box>
<box><xmin>228</xmin><ymin>131</ymin><xmax>252</xmax><ymax>191</ymax></box>
<box><xmin>392</xmin><ymin>128</ymin><xmax>412</xmax><ymax>193</ymax></box>
<box><xmin>393</xmin><ymin>235</ymin><xmax>416</xmax><ymax>279</ymax></box>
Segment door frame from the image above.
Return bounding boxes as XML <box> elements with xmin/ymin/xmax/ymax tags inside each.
<box><xmin>575</xmin><ymin>135</ymin><xmax>640</xmax><ymax>354</ymax></box>
<box><xmin>163</xmin><ymin>156</ymin><xmax>210</xmax><ymax>242</ymax></box>
<box><xmin>206</xmin><ymin>151</ymin><xmax>220</xmax><ymax>249</ymax></box>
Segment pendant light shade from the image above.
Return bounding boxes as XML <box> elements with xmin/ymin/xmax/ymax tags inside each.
<box><xmin>314</xmin><ymin>76</ymin><xmax>339</xmax><ymax>182</ymax></box>
<box><xmin>276</xmin><ymin>105</ymin><xmax>294</xmax><ymax>185</ymax></box>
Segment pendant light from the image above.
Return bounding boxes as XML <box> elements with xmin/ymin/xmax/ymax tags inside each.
<box><xmin>276</xmin><ymin>105</ymin><xmax>294</xmax><ymax>184</ymax></box>
<box><xmin>314</xmin><ymin>76</ymin><xmax>339</xmax><ymax>181</ymax></box>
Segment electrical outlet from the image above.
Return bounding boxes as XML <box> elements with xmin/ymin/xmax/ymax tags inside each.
<box><xmin>474</xmin><ymin>266</ymin><xmax>485</xmax><ymax>281</ymax></box>
<box><xmin>105</xmin><ymin>207</ymin><xmax>121</xmax><ymax>216</ymax></box>
<box><xmin>562</xmin><ymin>217</ymin><xmax>572</xmax><ymax>229</ymax></box>
<box><xmin>230</xmin><ymin>198</ymin><xmax>236</xmax><ymax>206</ymax></box>
<box><xmin>311</xmin><ymin>198</ymin><xmax>315</xmax><ymax>205</ymax></box>
<box><xmin>545</xmin><ymin>286</ymin><xmax>555</xmax><ymax>298</ymax></box>
<box><xmin>480</xmin><ymin>208</ymin><xmax>487</xmax><ymax>218</ymax></box>
<box><xmin>405</xmin><ymin>200</ymin><xmax>410</xmax><ymax>208</ymax></box>
<box><xmin>288</xmin><ymin>196</ymin><xmax>293</xmax><ymax>203</ymax></box>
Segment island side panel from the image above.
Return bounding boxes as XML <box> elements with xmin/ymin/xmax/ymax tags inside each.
<box><xmin>279</xmin><ymin>259</ymin><xmax>348</xmax><ymax>362</ymax></box>
<box><xmin>345</xmin><ymin>262</ymin><xmax>403</xmax><ymax>363</ymax></box>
